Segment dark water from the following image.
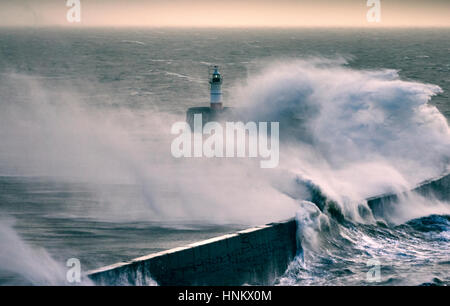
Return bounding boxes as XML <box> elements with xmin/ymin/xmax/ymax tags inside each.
<box><xmin>0</xmin><ymin>28</ymin><xmax>449</xmax><ymax>285</ymax></box>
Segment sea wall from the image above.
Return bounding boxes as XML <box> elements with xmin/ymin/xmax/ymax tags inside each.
<box><xmin>88</xmin><ymin>173</ymin><xmax>449</xmax><ymax>286</ymax></box>
<box><xmin>368</xmin><ymin>173</ymin><xmax>450</xmax><ymax>219</ymax></box>
<box><xmin>88</xmin><ymin>219</ymin><xmax>298</xmax><ymax>286</ymax></box>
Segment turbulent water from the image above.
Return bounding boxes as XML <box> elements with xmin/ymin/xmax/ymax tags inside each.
<box><xmin>0</xmin><ymin>28</ymin><xmax>449</xmax><ymax>285</ymax></box>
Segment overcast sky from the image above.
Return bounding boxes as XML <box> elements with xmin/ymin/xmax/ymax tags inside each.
<box><xmin>0</xmin><ymin>0</ymin><xmax>448</xmax><ymax>27</ymax></box>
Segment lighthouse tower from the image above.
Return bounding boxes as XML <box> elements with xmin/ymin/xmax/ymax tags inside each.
<box><xmin>209</xmin><ymin>66</ymin><xmax>223</xmax><ymax>110</ymax></box>
<box><xmin>186</xmin><ymin>65</ymin><xmax>236</xmax><ymax>129</ymax></box>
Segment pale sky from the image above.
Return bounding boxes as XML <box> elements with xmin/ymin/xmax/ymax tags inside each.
<box><xmin>0</xmin><ymin>0</ymin><xmax>449</xmax><ymax>27</ymax></box>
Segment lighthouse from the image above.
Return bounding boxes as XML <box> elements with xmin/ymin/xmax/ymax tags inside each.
<box><xmin>209</xmin><ymin>66</ymin><xmax>223</xmax><ymax>110</ymax></box>
<box><xmin>186</xmin><ymin>65</ymin><xmax>236</xmax><ymax>129</ymax></box>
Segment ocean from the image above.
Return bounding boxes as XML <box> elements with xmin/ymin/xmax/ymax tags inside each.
<box><xmin>0</xmin><ymin>28</ymin><xmax>449</xmax><ymax>285</ymax></box>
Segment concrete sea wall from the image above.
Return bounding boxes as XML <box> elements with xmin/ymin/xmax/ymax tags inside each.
<box><xmin>88</xmin><ymin>219</ymin><xmax>297</xmax><ymax>286</ymax></box>
<box><xmin>367</xmin><ymin>172</ymin><xmax>450</xmax><ymax>219</ymax></box>
<box><xmin>88</xmin><ymin>173</ymin><xmax>449</xmax><ymax>286</ymax></box>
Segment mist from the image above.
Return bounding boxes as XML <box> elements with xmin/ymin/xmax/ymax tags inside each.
<box><xmin>0</xmin><ymin>58</ymin><xmax>449</xmax><ymax>228</ymax></box>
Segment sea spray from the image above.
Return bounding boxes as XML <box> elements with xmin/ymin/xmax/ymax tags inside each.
<box><xmin>0</xmin><ymin>59</ymin><xmax>449</xmax><ymax>224</ymax></box>
<box><xmin>233</xmin><ymin>59</ymin><xmax>449</xmax><ymax>221</ymax></box>
<box><xmin>0</xmin><ymin>219</ymin><xmax>89</xmax><ymax>285</ymax></box>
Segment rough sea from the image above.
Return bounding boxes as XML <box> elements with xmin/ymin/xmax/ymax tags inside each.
<box><xmin>0</xmin><ymin>28</ymin><xmax>449</xmax><ymax>285</ymax></box>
